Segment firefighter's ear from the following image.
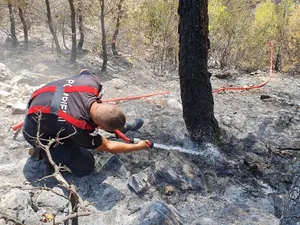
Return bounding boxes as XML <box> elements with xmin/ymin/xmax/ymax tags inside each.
<box><xmin>96</xmin><ymin>97</ymin><xmax>102</xmax><ymax>103</ymax></box>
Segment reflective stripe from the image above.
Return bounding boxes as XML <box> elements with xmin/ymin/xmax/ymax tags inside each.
<box><xmin>27</xmin><ymin>85</ymin><xmax>99</xmax><ymax>131</ymax></box>
<box><xmin>31</xmin><ymin>86</ymin><xmax>56</xmax><ymax>98</ymax></box>
<box><xmin>27</xmin><ymin>106</ymin><xmax>94</xmax><ymax>130</ymax></box>
<box><xmin>31</xmin><ymin>86</ymin><xmax>99</xmax><ymax>99</ymax></box>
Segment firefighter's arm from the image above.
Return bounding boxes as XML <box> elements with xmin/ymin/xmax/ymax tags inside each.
<box><xmin>94</xmin><ymin>136</ymin><xmax>149</xmax><ymax>153</ymax></box>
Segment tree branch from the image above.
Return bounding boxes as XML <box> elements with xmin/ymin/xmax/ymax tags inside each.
<box><xmin>27</xmin><ymin>112</ymin><xmax>90</xmax><ymax>224</ymax></box>
<box><xmin>0</xmin><ymin>212</ymin><xmax>24</xmax><ymax>225</ymax></box>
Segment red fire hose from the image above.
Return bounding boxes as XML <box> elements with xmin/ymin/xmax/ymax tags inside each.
<box><xmin>12</xmin><ymin>42</ymin><xmax>274</xmax><ymax>132</ymax></box>
<box><xmin>212</xmin><ymin>42</ymin><xmax>274</xmax><ymax>93</ymax></box>
<box><xmin>114</xmin><ymin>129</ymin><xmax>153</xmax><ymax>148</ymax></box>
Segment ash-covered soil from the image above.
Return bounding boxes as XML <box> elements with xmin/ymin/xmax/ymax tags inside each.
<box><xmin>0</xmin><ymin>42</ymin><xmax>299</xmax><ymax>225</ymax></box>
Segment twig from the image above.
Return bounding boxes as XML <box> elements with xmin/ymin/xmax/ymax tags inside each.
<box><xmin>16</xmin><ymin>186</ymin><xmax>69</xmax><ymax>200</ymax></box>
<box><xmin>276</xmin><ymin>147</ymin><xmax>300</xmax><ymax>151</ymax></box>
<box><xmin>0</xmin><ymin>212</ymin><xmax>24</xmax><ymax>225</ymax></box>
<box><xmin>54</xmin><ymin>212</ymin><xmax>90</xmax><ymax>225</ymax></box>
<box><xmin>28</xmin><ymin>112</ymin><xmax>90</xmax><ymax>224</ymax></box>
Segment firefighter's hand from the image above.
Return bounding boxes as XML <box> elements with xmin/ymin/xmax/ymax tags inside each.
<box><xmin>136</xmin><ymin>140</ymin><xmax>151</xmax><ymax>149</ymax></box>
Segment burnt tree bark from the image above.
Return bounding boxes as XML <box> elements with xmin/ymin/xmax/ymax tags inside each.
<box><xmin>280</xmin><ymin>173</ymin><xmax>300</xmax><ymax>225</ymax></box>
<box><xmin>8</xmin><ymin>1</ymin><xmax>18</xmax><ymax>47</ymax></box>
<box><xmin>275</xmin><ymin>47</ymin><xmax>282</xmax><ymax>72</ymax></box>
<box><xmin>18</xmin><ymin>6</ymin><xmax>28</xmax><ymax>50</ymax></box>
<box><xmin>68</xmin><ymin>0</ymin><xmax>77</xmax><ymax>63</ymax></box>
<box><xmin>45</xmin><ymin>0</ymin><xmax>61</xmax><ymax>54</ymax></box>
<box><xmin>62</xmin><ymin>16</ymin><xmax>70</xmax><ymax>51</ymax></box>
<box><xmin>100</xmin><ymin>0</ymin><xmax>108</xmax><ymax>72</ymax></box>
<box><xmin>178</xmin><ymin>0</ymin><xmax>219</xmax><ymax>144</ymax></box>
<box><xmin>77</xmin><ymin>7</ymin><xmax>84</xmax><ymax>50</ymax></box>
<box><xmin>111</xmin><ymin>0</ymin><xmax>124</xmax><ymax>56</ymax></box>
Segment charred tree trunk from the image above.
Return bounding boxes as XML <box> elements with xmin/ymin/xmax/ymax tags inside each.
<box><xmin>275</xmin><ymin>47</ymin><xmax>282</xmax><ymax>72</ymax></box>
<box><xmin>111</xmin><ymin>0</ymin><xmax>124</xmax><ymax>56</ymax></box>
<box><xmin>280</xmin><ymin>173</ymin><xmax>300</xmax><ymax>225</ymax></box>
<box><xmin>18</xmin><ymin>7</ymin><xmax>28</xmax><ymax>50</ymax></box>
<box><xmin>45</xmin><ymin>0</ymin><xmax>61</xmax><ymax>54</ymax></box>
<box><xmin>77</xmin><ymin>7</ymin><xmax>84</xmax><ymax>51</ymax></box>
<box><xmin>8</xmin><ymin>1</ymin><xmax>18</xmax><ymax>47</ymax></box>
<box><xmin>68</xmin><ymin>0</ymin><xmax>77</xmax><ymax>63</ymax></box>
<box><xmin>178</xmin><ymin>0</ymin><xmax>219</xmax><ymax>144</ymax></box>
<box><xmin>62</xmin><ymin>17</ymin><xmax>70</xmax><ymax>51</ymax></box>
<box><xmin>100</xmin><ymin>0</ymin><xmax>107</xmax><ymax>72</ymax></box>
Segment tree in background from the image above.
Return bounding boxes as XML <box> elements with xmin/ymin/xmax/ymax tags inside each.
<box><xmin>68</xmin><ymin>0</ymin><xmax>76</xmax><ymax>62</ymax></box>
<box><xmin>140</xmin><ymin>0</ymin><xmax>178</xmax><ymax>74</ymax></box>
<box><xmin>45</xmin><ymin>0</ymin><xmax>61</xmax><ymax>54</ymax></box>
<box><xmin>99</xmin><ymin>0</ymin><xmax>107</xmax><ymax>72</ymax></box>
<box><xmin>11</xmin><ymin>0</ymin><xmax>29</xmax><ymax>50</ymax></box>
<box><xmin>0</xmin><ymin>0</ymin><xmax>299</xmax><ymax>74</ymax></box>
<box><xmin>286</xmin><ymin>3</ymin><xmax>300</xmax><ymax>74</ymax></box>
<box><xmin>111</xmin><ymin>0</ymin><xmax>124</xmax><ymax>56</ymax></box>
<box><xmin>77</xmin><ymin>0</ymin><xmax>84</xmax><ymax>51</ymax></box>
<box><xmin>208</xmin><ymin>0</ymin><xmax>254</xmax><ymax>69</ymax></box>
<box><xmin>178</xmin><ymin>0</ymin><xmax>219</xmax><ymax>144</ymax></box>
<box><xmin>7</xmin><ymin>0</ymin><xmax>18</xmax><ymax>47</ymax></box>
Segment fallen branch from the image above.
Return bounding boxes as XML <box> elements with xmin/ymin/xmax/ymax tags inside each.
<box><xmin>28</xmin><ymin>112</ymin><xmax>90</xmax><ymax>224</ymax></box>
<box><xmin>276</xmin><ymin>147</ymin><xmax>300</xmax><ymax>151</ymax></box>
<box><xmin>16</xmin><ymin>186</ymin><xmax>69</xmax><ymax>200</ymax></box>
<box><xmin>0</xmin><ymin>212</ymin><xmax>24</xmax><ymax>225</ymax></box>
<box><xmin>54</xmin><ymin>212</ymin><xmax>90</xmax><ymax>225</ymax></box>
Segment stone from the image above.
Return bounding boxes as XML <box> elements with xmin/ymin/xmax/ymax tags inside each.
<box><xmin>0</xmin><ymin>63</ymin><xmax>14</xmax><ymax>81</ymax></box>
<box><xmin>11</xmin><ymin>101</ymin><xmax>27</xmax><ymax>114</ymax></box>
<box><xmin>91</xmin><ymin>183</ymin><xmax>123</xmax><ymax>211</ymax></box>
<box><xmin>128</xmin><ymin>172</ymin><xmax>149</xmax><ymax>194</ymax></box>
<box><xmin>135</xmin><ymin>201</ymin><xmax>183</xmax><ymax>225</ymax></box>
<box><xmin>151</xmin><ymin>155</ymin><xmax>204</xmax><ymax>191</ymax></box>
<box><xmin>32</xmin><ymin>63</ymin><xmax>49</xmax><ymax>73</ymax></box>
<box><xmin>35</xmin><ymin>187</ymin><xmax>69</xmax><ymax>213</ymax></box>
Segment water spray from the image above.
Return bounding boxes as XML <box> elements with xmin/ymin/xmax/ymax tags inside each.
<box><xmin>114</xmin><ymin>130</ymin><xmax>202</xmax><ymax>155</ymax></box>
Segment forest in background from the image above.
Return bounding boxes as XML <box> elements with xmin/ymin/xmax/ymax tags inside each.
<box><xmin>0</xmin><ymin>0</ymin><xmax>299</xmax><ymax>74</ymax></box>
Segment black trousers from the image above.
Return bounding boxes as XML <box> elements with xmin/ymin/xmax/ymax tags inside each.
<box><xmin>23</xmin><ymin>115</ymin><xmax>95</xmax><ymax>177</ymax></box>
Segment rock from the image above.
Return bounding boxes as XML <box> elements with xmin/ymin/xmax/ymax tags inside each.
<box><xmin>0</xmin><ymin>62</ymin><xmax>14</xmax><ymax>81</ymax></box>
<box><xmin>269</xmin><ymin>193</ymin><xmax>287</xmax><ymax>218</ymax></box>
<box><xmin>215</xmin><ymin>72</ymin><xmax>231</xmax><ymax>79</ymax></box>
<box><xmin>10</xmin><ymin>75</ymin><xmax>24</xmax><ymax>85</ymax></box>
<box><xmin>0</xmin><ymin>189</ymin><xmax>39</xmax><ymax>224</ymax></box>
<box><xmin>191</xmin><ymin>217</ymin><xmax>215</xmax><ymax>225</ymax></box>
<box><xmin>135</xmin><ymin>201</ymin><xmax>183</xmax><ymax>225</ymax></box>
<box><xmin>96</xmin><ymin>155</ymin><xmax>128</xmax><ymax>177</ymax></box>
<box><xmin>0</xmin><ymin>90</ymin><xmax>11</xmax><ymax>100</ymax></box>
<box><xmin>104</xmin><ymin>78</ymin><xmax>127</xmax><ymax>90</ymax></box>
<box><xmin>151</xmin><ymin>155</ymin><xmax>204</xmax><ymax>191</ymax></box>
<box><xmin>32</xmin><ymin>63</ymin><xmax>49</xmax><ymax>73</ymax></box>
<box><xmin>260</xmin><ymin>94</ymin><xmax>272</xmax><ymax>100</ymax></box>
<box><xmin>91</xmin><ymin>183</ymin><xmax>123</xmax><ymax>211</ymax></box>
<box><xmin>0</xmin><ymin>82</ymin><xmax>12</xmax><ymax>92</ymax></box>
<box><xmin>128</xmin><ymin>172</ymin><xmax>150</xmax><ymax>194</ymax></box>
<box><xmin>35</xmin><ymin>187</ymin><xmax>69</xmax><ymax>213</ymax></box>
<box><xmin>250</xmin><ymin>69</ymin><xmax>262</xmax><ymax>75</ymax></box>
<box><xmin>11</xmin><ymin>101</ymin><xmax>27</xmax><ymax>114</ymax></box>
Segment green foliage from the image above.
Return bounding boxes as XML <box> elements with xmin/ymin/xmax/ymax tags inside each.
<box><xmin>254</xmin><ymin>0</ymin><xmax>277</xmax><ymax>36</ymax></box>
<box><xmin>208</xmin><ymin>0</ymin><xmax>299</xmax><ymax>72</ymax></box>
<box><xmin>208</xmin><ymin>0</ymin><xmax>254</xmax><ymax>69</ymax></box>
<box><xmin>0</xmin><ymin>0</ymin><xmax>298</xmax><ymax>74</ymax></box>
<box><xmin>123</xmin><ymin>0</ymin><xmax>178</xmax><ymax>74</ymax></box>
<box><xmin>285</xmin><ymin>3</ymin><xmax>300</xmax><ymax>73</ymax></box>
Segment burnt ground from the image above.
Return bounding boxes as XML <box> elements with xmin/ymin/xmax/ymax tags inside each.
<box><xmin>0</xmin><ymin>40</ymin><xmax>299</xmax><ymax>225</ymax></box>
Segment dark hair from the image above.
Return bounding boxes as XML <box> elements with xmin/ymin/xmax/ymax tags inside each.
<box><xmin>94</xmin><ymin>103</ymin><xmax>126</xmax><ymax>130</ymax></box>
